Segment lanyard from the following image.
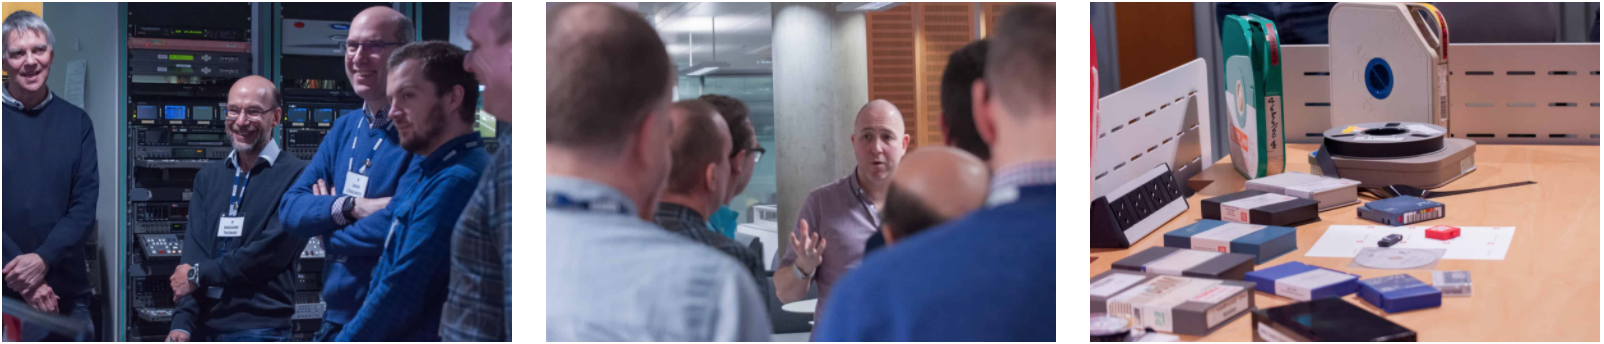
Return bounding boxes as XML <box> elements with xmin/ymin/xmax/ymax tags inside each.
<box><xmin>849</xmin><ymin>176</ymin><xmax>881</xmax><ymax>229</ymax></box>
<box><xmin>228</xmin><ymin>165</ymin><xmax>251</xmax><ymax>217</ymax></box>
<box><xmin>347</xmin><ymin>132</ymin><xmax>385</xmax><ymax>175</ymax></box>
<box><xmin>547</xmin><ymin>193</ymin><xmax>630</xmax><ymax>216</ymax></box>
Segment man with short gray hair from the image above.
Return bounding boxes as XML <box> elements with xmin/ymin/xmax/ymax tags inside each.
<box><xmin>3</xmin><ymin>10</ymin><xmax>99</xmax><ymax>341</ymax></box>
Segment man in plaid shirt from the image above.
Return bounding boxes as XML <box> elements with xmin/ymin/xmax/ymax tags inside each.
<box><xmin>441</xmin><ymin>2</ymin><xmax>514</xmax><ymax>341</ymax></box>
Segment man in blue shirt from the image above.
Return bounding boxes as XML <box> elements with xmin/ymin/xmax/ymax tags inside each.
<box><xmin>277</xmin><ymin>6</ymin><xmax>420</xmax><ymax>341</ymax></box>
<box><xmin>443</xmin><ymin>2</ymin><xmax>513</xmax><ymax>341</ymax></box>
<box><xmin>336</xmin><ymin>41</ymin><xmax>488</xmax><ymax>342</ymax></box>
<box><xmin>2</xmin><ymin>11</ymin><xmax>97</xmax><ymax>341</ymax></box>
<box><xmin>816</xmin><ymin>4</ymin><xmax>1057</xmax><ymax>341</ymax></box>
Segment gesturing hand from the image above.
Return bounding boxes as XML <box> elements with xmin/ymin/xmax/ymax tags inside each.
<box><xmin>789</xmin><ymin>219</ymin><xmax>827</xmax><ymax>276</ymax></box>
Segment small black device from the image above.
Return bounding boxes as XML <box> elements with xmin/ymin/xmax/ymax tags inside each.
<box><xmin>1378</xmin><ymin>234</ymin><xmax>1404</xmax><ymax>248</ymax></box>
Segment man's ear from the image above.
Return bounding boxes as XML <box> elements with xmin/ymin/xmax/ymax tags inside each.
<box><xmin>971</xmin><ymin>80</ymin><xmax>998</xmax><ymax>146</ymax></box>
<box><xmin>449</xmin><ymin>85</ymin><xmax>467</xmax><ymax>119</ymax></box>
<box><xmin>901</xmin><ymin>133</ymin><xmax>911</xmax><ymax>150</ymax></box>
<box><xmin>704</xmin><ymin>162</ymin><xmax>719</xmax><ymax>195</ymax></box>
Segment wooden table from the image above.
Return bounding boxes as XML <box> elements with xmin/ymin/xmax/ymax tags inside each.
<box><xmin>1090</xmin><ymin>144</ymin><xmax>1600</xmax><ymax>341</ymax></box>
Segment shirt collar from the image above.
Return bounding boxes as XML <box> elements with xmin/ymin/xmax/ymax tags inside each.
<box><xmin>547</xmin><ymin>175</ymin><xmax>640</xmax><ymax>218</ymax></box>
<box><xmin>362</xmin><ymin>104</ymin><xmax>392</xmax><ymax>129</ymax></box>
<box><xmin>655</xmin><ymin>202</ymin><xmax>709</xmax><ymax>225</ymax></box>
<box><xmin>845</xmin><ymin>168</ymin><xmax>874</xmax><ymax>205</ymax></box>
<box><xmin>225</xmin><ymin>139</ymin><xmax>282</xmax><ymax>170</ymax></box>
<box><xmin>2</xmin><ymin>86</ymin><xmax>53</xmax><ymax>110</ymax></box>
<box><xmin>986</xmin><ymin>161</ymin><xmax>1056</xmax><ymax>206</ymax></box>
<box><xmin>420</xmin><ymin>132</ymin><xmax>483</xmax><ymax>176</ymax></box>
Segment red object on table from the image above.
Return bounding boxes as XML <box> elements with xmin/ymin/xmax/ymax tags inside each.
<box><xmin>4</xmin><ymin>313</ymin><xmax>20</xmax><ymax>341</ymax></box>
<box><xmin>1426</xmin><ymin>225</ymin><xmax>1461</xmax><ymax>240</ymax></box>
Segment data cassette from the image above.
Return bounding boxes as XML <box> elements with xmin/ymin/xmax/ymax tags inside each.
<box><xmin>1329</xmin><ymin>3</ymin><xmax>1450</xmax><ymax>129</ymax></box>
<box><xmin>1201</xmin><ymin>190</ymin><xmax>1320</xmax><ymax>226</ymax></box>
<box><xmin>1243</xmin><ymin>261</ymin><xmax>1359</xmax><ymax>302</ymax></box>
<box><xmin>1221</xmin><ymin>14</ymin><xmax>1285</xmax><ymax>179</ymax></box>
<box><xmin>1358</xmin><ymin>196</ymin><xmax>1445</xmax><ymax>226</ymax></box>
<box><xmin>1091</xmin><ymin>270</ymin><xmax>1256</xmax><ymax>336</ymax></box>
<box><xmin>1246</xmin><ymin>171</ymin><xmax>1359</xmax><ymax>211</ymax></box>
<box><xmin>1111</xmin><ymin>246</ymin><xmax>1256</xmax><ymax>281</ymax></box>
<box><xmin>1431</xmin><ymin>270</ymin><xmax>1472</xmax><ymax>297</ymax></box>
<box><xmin>1163</xmin><ymin>220</ymin><xmax>1296</xmax><ymax>264</ymax></box>
<box><xmin>1358</xmin><ymin>274</ymin><xmax>1442</xmax><ymax>313</ymax></box>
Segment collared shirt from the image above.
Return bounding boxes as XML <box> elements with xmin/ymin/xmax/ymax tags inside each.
<box><xmin>442</xmin><ymin>134</ymin><xmax>511</xmax><ymax>341</ymax></box>
<box><xmin>709</xmin><ymin>205</ymin><xmax>741</xmax><ymax>239</ymax></box>
<box><xmin>652</xmin><ymin>202</ymin><xmax>777</xmax><ymax>314</ymax></box>
<box><xmin>337</xmin><ymin>133</ymin><xmax>489</xmax><ymax>341</ymax></box>
<box><xmin>986</xmin><ymin>161</ymin><xmax>1057</xmax><ymax>207</ymax></box>
<box><xmin>1</xmin><ymin>86</ymin><xmax>54</xmax><ymax>110</ymax></box>
<box><xmin>779</xmin><ymin>170</ymin><xmax>881</xmax><ymax>318</ymax></box>
<box><xmin>360</xmin><ymin>104</ymin><xmax>392</xmax><ymax>130</ymax></box>
<box><xmin>546</xmin><ymin>176</ymin><xmax>771</xmax><ymax>341</ymax></box>
<box><xmin>223</xmin><ymin>140</ymin><xmax>282</xmax><ymax>171</ymax></box>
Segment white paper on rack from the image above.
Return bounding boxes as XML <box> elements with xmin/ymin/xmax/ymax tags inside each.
<box><xmin>1306</xmin><ymin>225</ymin><xmax>1516</xmax><ymax>260</ymax></box>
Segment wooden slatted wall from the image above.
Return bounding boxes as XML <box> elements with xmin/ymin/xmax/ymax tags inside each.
<box><xmin>866</xmin><ymin>5</ymin><xmax>920</xmax><ymax>143</ymax></box>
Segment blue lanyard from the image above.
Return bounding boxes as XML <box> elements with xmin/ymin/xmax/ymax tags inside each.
<box><xmin>221</xmin><ymin>164</ymin><xmax>251</xmax><ymax>259</ymax></box>
<box><xmin>547</xmin><ymin>193</ymin><xmax>630</xmax><ymax>216</ymax></box>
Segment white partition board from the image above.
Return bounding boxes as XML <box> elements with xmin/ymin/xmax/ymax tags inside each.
<box><xmin>1094</xmin><ymin>58</ymin><xmax>1215</xmax><ymax>198</ymax></box>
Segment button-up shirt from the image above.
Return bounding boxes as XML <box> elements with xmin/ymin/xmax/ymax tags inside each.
<box><xmin>652</xmin><ymin>202</ymin><xmax>777</xmax><ymax>313</ymax></box>
<box><xmin>547</xmin><ymin>176</ymin><xmax>771</xmax><ymax>341</ymax></box>
<box><xmin>779</xmin><ymin>170</ymin><xmax>881</xmax><ymax>318</ymax></box>
<box><xmin>441</xmin><ymin>134</ymin><xmax>512</xmax><ymax>341</ymax></box>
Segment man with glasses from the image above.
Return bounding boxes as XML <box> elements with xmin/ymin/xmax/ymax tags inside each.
<box><xmin>278</xmin><ymin>6</ymin><xmax>421</xmax><ymax>341</ymax></box>
<box><xmin>698</xmin><ymin>94</ymin><xmax>762</xmax><ymax>240</ymax></box>
<box><xmin>167</xmin><ymin>76</ymin><xmax>310</xmax><ymax>342</ymax></box>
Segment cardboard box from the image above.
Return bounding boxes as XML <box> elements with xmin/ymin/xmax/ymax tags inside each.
<box><xmin>1242</xmin><ymin>261</ymin><xmax>1360</xmax><ymax>301</ymax></box>
<box><xmin>1251</xmin><ymin>298</ymin><xmax>1417</xmax><ymax>341</ymax></box>
<box><xmin>1111</xmin><ymin>246</ymin><xmax>1257</xmax><ymax>281</ymax></box>
<box><xmin>1358</xmin><ymin>274</ymin><xmax>1442</xmax><ymax>313</ymax></box>
<box><xmin>1245</xmin><ymin>172</ymin><xmax>1360</xmax><ymax>211</ymax></box>
<box><xmin>1163</xmin><ymin>219</ymin><xmax>1297</xmax><ymax>264</ymax></box>
<box><xmin>1202</xmin><ymin>190</ymin><xmax>1320</xmax><ymax>226</ymax></box>
<box><xmin>1092</xmin><ymin>270</ymin><xmax>1257</xmax><ymax>336</ymax></box>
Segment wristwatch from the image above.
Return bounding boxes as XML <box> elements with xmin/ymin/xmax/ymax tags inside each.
<box><xmin>341</xmin><ymin>197</ymin><xmax>358</xmax><ymax>220</ymax></box>
<box><xmin>792</xmin><ymin>264</ymin><xmax>813</xmax><ymax>280</ymax></box>
<box><xmin>187</xmin><ymin>263</ymin><xmax>200</xmax><ymax>287</ymax></box>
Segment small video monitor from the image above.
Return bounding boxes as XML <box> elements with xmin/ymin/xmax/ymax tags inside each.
<box><xmin>288</xmin><ymin>108</ymin><xmax>309</xmax><ymax>123</ymax></box>
<box><xmin>163</xmin><ymin>105</ymin><xmax>187</xmax><ymax>120</ymax></box>
<box><xmin>136</xmin><ymin>105</ymin><xmax>159</xmax><ymax>120</ymax></box>
<box><xmin>313</xmin><ymin>109</ymin><xmax>336</xmax><ymax>123</ymax></box>
<box><xmin>192</xmin><ymin>106</ymin><xmax>216</xmax><ymax>120</ymax></box>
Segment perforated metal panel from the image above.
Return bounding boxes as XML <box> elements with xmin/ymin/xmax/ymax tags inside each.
<box><xmin>1280</xmin><ymin>43</ymin><xmax>1600</xmax><ymax>145</ymax></box>
<box><xmin>1095</xmin><ymin>58</ymin><xmax>1215</xmax><ymax>198</ymax></box>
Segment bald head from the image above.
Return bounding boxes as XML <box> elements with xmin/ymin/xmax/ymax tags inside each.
<box><xmin>852</xmin><ymin>99</ymin><xmax>911</xmax><ymax>183</ymax></box>
<box><xmin>881</xmin><ymin>147</ymin><xmax>990</xmax><ymax>244</ymax></box>
<box><xmin>352</xmin><ymin>6</ymin><xmax>413</xmax><ymax>45</ymax></box>
<box><xmin>225</xmin><ymin>75</ymin><xmax>282</xmax><ymax>153</ymax></box>
<box><xmin>547</xmin><ymin>3</ymin><xmax>674</xmax><ymax>155</ymax></box>
<box><xmin>854</xmin><ymin>99</ymin><xmax>905</xmax><ymax>134</ymax></box>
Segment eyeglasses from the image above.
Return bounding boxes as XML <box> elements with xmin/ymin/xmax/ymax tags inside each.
<box><xmin>225</xmin><ymin>106</ymin><xmax>278</xmax><ymax>121</ymax></box>
<box><xmin>748</xmin><ymin>146</ymin><xmax>766</xmax><ymax>163</ymax></box>
<box><xmin>341</xmin><ymin>40</ymin><xmax>405</xmax><ymax>55</ymax></box>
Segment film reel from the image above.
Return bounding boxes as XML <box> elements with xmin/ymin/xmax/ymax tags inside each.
<box><xmin>1323</xmin><ymin>122</ymin><xmax>1447</xmax><ymax>158</ymax></box>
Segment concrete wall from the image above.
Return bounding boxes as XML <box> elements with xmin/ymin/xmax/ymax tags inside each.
<box><xmin>771</xmin><ymin>3</ymin><xmax>868</xmax><ymax>258</ymax></box>
<box><xmin>41</xmin><ymin>2</ymin><xmax>121</xmax><ymax>340</ymax></box>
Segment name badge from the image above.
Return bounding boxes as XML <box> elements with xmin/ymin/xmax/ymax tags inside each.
<box><xmin>343</xmin><ymin>172</ymin><xmax>369</xmax><ymax>198</ymax></box>
<box><xmin>218</xmin><ymin>216</ymin><xmax>244</xmax><ymax>237</ymax></box>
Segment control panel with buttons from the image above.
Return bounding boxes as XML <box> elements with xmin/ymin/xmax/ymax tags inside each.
<box><xmin>139</xmin><ymin>234</ymin><xmax>183</xmax><ymax>260</ymax></box>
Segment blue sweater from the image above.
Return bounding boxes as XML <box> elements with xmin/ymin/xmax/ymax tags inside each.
<box><xmin>816</xmin><ymin>184</ymin><xmax>1057</xmax><ymax>341</ymax></box>
<box><xmin>278</xmin><ymin>109</ymin><xmax>421</xmax><ymax>324</ymax></box>
<box><xmin>1</xmin><ymin>92</ymin><xmax>98</xmax><ymax>301</ymax></box>
<box><xmin>337</xmin><ymin>133</ymin><xmax>489</xmax><ymax>341</ymax></box>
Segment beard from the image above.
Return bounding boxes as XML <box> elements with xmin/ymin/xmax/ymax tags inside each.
<box><xmin>400</xmin><ymin>102</ymin><xmax>450</xmax><ymax>154</ymax></box>
<box><xmin>227</xmin><ymin>124</ymin><xmax>269</xmax><ymax>153</ymax></box>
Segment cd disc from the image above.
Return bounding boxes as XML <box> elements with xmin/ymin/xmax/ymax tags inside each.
<box><xmin>1355</xmin><ymin>248</ymin><xmax>1439</xmax><ymax>269</ymax></box>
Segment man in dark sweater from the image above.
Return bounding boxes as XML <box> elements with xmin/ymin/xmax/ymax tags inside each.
<box><xmin>166</xmin><ymin>76</ymin><xmax>309</xmax><ymax>342</ymax></box>
<box><xmin>2</xmin><ymin>10</ymin><xmax>99</xmax><ymax>341</ymax></box>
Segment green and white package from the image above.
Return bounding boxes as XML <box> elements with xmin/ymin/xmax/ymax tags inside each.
<box><xmin>1221</xmin><ymin>14</ymin><xmax>1284</xmax><ymax>179</ymax></box>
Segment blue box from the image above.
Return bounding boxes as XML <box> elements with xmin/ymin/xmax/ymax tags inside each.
<box><xmin>1164</xmin><ymin>220</ymin><xmax>1297</xmax><ymax>264</ymax></box>
<box><xmin>1243</xmin><ymin>262</ymin><xmax>1360</xmax><ymax>301</ymax></box>
<box><xmin>1358</xmin><ymin>274</ymin><xmax>1442</xmax><ymax>313</ymax></box>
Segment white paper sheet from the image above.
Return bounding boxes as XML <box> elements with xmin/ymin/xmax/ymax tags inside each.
<box><xmin>1305</xmin><ymin>225</ymin><xmax>1516</xmax><ymax>260</ymax></box>
<box><xmin>64</xmin><ymin>60</ymin><xmax>86</xmax><ymax>108</ymax></box>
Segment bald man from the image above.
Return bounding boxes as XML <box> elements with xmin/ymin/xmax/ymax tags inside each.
<box><xmin>168</xmin><ymin>76</ymin><xmax>310</xmax><ymax>342</ymax></box>
<box><xmin>278</xmin><ymin>6</ymin><xmax>422</xmax><ymax>341</ymax></box>
<box><xmin>867</xmin><ymin>147</ymin><xmax>989</xmax><ymax>253</ymax></box>
<box><xmin>817</xmin><ymin>3</ymin><xmax>1056</xmax><ymax>341</ymax></box>
<box><xmin>776</xmin><ymin>99</ymin><xmax>909</xmax><ymax>322</ymax></box>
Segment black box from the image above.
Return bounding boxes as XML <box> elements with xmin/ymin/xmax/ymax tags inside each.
<box><xmin>1251</xmin><ymin>297</ymin><xmax>1417</xmax><ymax>342</ymax></box>
<box><xmin>1202</xmin><ymin>190</ymin><xmax>1320</xmax><ymax>226</ymax></box>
